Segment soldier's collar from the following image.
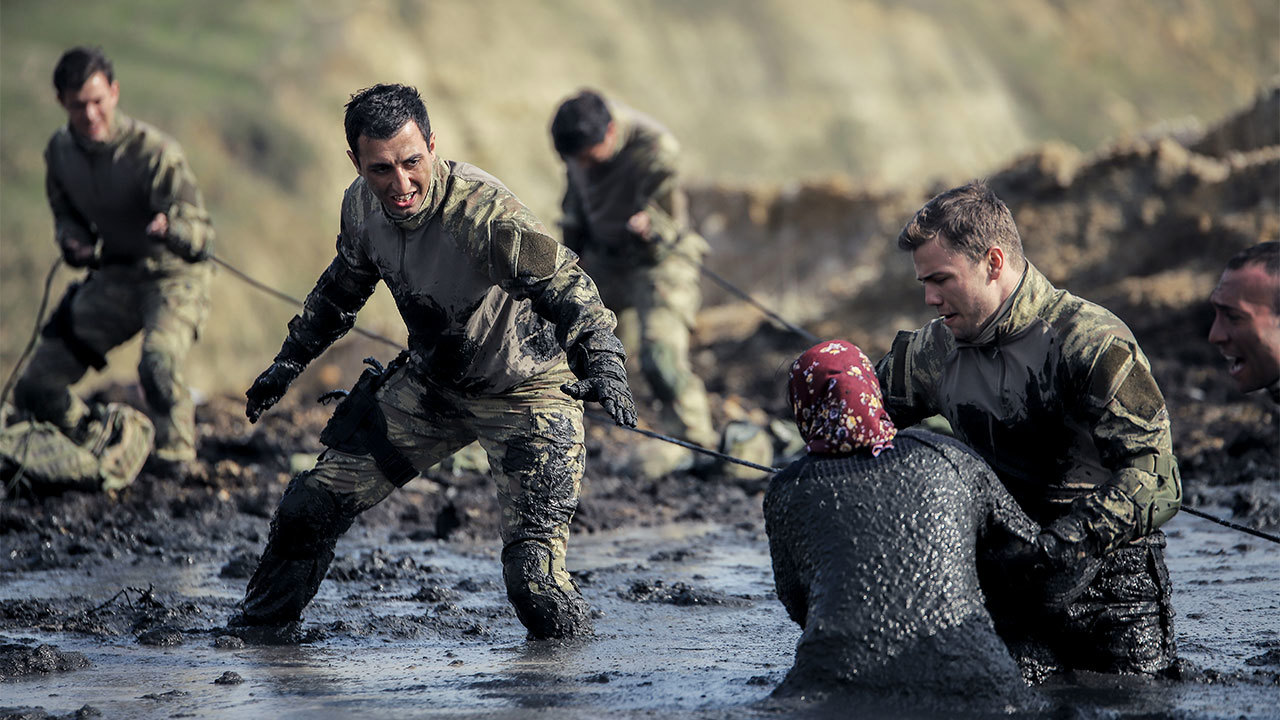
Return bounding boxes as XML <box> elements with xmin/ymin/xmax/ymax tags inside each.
<box><xmin>384</xmin><ymin>155</ymin><xmax>448</xmax><ymax>231</ymax></box>
<box><xmin>964</xmin><ymin>264</ymin><xmax>1056</xmax><ymax>346</ymax></box>
<box><xmin>70</xmin><ymin>113</ymin><xmax>128</xmax><ymax>154</ymax></box>
<box><xmin>1268</xmin><ymin>378</ymin><xmax>1280</xmax><ymax>405</ymax></box>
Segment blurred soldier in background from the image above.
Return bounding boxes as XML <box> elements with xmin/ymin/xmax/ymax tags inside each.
<box><xmin>1208</xmin><ymin>241</ymin><xmax>1280</xmax><ymax>403</ymax></box>
<box><xmin>876</xmin><ymin>182</ymin><xmax>1182</xmax><ymax>678</ymax></box>
<box><xmin>233</xmin><ymin>84</ymin><xmax>635</xmax><ymax>641</ymax></box>
<box><xmin>12</xmin><ymin>46</ymin><xmax>214</xmax><ymax>472</ymax></box>
<box><xmin>550</xmin><ymin>90</ymin><xmax>718</xmax><ymax>478</ymax></box>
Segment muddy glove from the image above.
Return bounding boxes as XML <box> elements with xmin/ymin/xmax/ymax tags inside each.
<box><xmin>245</xmin><ymin>357</ymin><xmax>304</xmax><ymax>423</ymax></box>
<box><xmin>561</xmin><ymin>351</ymin><xmax>637</xmax><ymax>427</ymax></box>
<box><xmin>1033</xmin><ymin>513</ymin><xmax>1105</xmax><ymax>609</ymax></box>
<box><xmin>58</xmin><ymin>231</ymin><xmax>97</xmax><ymax>268</ymax></box>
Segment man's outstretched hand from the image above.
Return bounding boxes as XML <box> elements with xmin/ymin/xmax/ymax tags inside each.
<box><xmin>245</xmin><ymin>360</ymin><xmax>303</xmax><ymax>423</ymax></box>
<box><xmin>561</xmin><ymin>351</ymin><xmax>637</xmax><ymax>427</ymax></box>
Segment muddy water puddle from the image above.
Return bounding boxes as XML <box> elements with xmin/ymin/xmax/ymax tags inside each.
<box><xmin>2</xmin><ymin>513</ymin><xmax>1278</xmax><ymax>719</ymax></box>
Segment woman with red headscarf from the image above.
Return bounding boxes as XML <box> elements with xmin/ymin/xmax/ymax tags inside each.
<box><xmin>763</xmin><ymin>340</ymin><xmax>1043</xmax><ymax>709</ymax></box>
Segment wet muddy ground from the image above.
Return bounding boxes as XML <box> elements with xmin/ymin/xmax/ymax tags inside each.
<box><xmin>2</xmin><ymin>487</ymin><xmax>1278</xmax><ymax>718</ymax></box>
<box><xmin>2</xmin><ymin>371</ymin><xmax>1279</xmax><ymax>719</ymax></box>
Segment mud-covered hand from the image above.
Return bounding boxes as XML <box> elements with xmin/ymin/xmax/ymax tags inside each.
<box><xmin>1033</xmin><ymin>513</ymin><xmax>1105</xmax><ymax>608</ymax></box>
<box><xmin>561</xmin><ymin>351</ymin><xmax>637</xmax><ymax>427</ymax></box>
<box><xmin>245</xmin><ymin>359</ymin><xmax>304</xmax><ymax>423</ymax></box>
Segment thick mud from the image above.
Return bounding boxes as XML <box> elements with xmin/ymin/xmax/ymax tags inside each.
<box><xmin>0</xmin><ymin>513</ymin><xmax>1277</xmax><ymax>719</ymax></box>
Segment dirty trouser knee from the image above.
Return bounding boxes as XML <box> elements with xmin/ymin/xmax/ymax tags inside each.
<box><xmin>238</xmin><ymin>472</ymin><xmax>353</xmax><ymax>624</ymax></box>
<box><xmin>474</xmin><ymin>366</ymin><xmax>590</xmax><ymax>639</ymax></box>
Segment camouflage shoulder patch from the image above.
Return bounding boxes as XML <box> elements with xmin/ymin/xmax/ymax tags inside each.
<box><xmin>1087</xmin><ymin>337</ymin><xmax>1164</xmax><ymax>422</ymax></box>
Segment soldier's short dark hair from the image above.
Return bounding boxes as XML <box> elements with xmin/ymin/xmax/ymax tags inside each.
<box><xmin>53</xmin><ymin>47</ymin><xmax>114</xmax><ymax>96</ymax></box>
<box><xmin>550</xmin><ymin>89</ymin><xmax>612</xmax><ymax>158</ymax></box>
<box><xmin>1225</xmin><ymin>241</ymin><xmax>1279</xmax><ymax>276</ymax></box>
<box><xmin>897</xmin><ymin>181</ymin><xmax>1026</xmax><ymax>269</ymax></box>
<box><xmin>1225</xmin><ymin>241</ymin><xmax>1280</xmax><ymax>313</ymax></box>
<box><xmin>344</xmin><ymin>84</ymin><xmax>432</xmax><ymax>160</ymax></box>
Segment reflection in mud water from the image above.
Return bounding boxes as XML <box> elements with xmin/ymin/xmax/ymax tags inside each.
<box><xmin>0</xmin><ymin>516</ymin><xmax>1277</xmax><ymax>719</ymax></box>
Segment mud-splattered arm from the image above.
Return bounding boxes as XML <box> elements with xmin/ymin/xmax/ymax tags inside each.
<box><xmin>1062</xmin><ymin>334</ymin><xmax>1181</xmax><ymax>554</ymax></box>
<box><xmin>456</xmin><ymin>185</ymin><xmax>624</xmax><ymax>376</ymax></box>
<box><xmin>146</xmin><ymin>140</ymin><xmax>214</xmax><ymax>262</ymax></box>
<box><xmin>875</xmin><ymin>327</ymin><xmax>946</xmax><ymax>430</ymax></box>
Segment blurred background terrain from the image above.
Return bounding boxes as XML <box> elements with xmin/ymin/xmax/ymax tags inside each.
<box><xmin>1</xmin><ymin>0</ymin><xmax>1276</xmax><ymax>399</ymax></box>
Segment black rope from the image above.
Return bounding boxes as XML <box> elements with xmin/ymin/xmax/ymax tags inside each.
<box><xmin>0</xmin><ymin>258</ymin><xmax>62</xmax><ymax>408</ymax></box>
<box><xmin>585</xmin><ymin>410</ymin><xmax>779</xmax><ymax>473</ymax></box>
<box><xmin>678</xmin><ymin>254</ymin><xmax>820</xmax><ymax>345</ymax></box>
<box><xmin>1180</xmin><ymin>505</ymin><xmax>1280</xmax><ymax>544</ymax></box>
<box><xmin>209</xmin><ymin>254</ymin><xmax>403</xmax><ymax>351</ymax></box>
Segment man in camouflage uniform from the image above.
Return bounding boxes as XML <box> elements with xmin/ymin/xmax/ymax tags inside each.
<box><xmin>13</xmin><ymin>47</ymin><xmax>214</xmax><ymax>468</ymax></box>
<box><xmin>232</xmin><ymin>84</ymin><xmax>636</xmax><ymax>641</ymax></box>
<box><xmin>875</xmin><ymin>182</ymin><xmax>1182</xmax><ymax>677</ymax></box>
<box><xmin>1208</xmin><ymin>241</ymin><xmax>1280</xmax><ymax>404</ymax></box>
<box><xmin>550</xmin><ymin>90</ymin><xmax>716</xmax><ymax>475</ymax></box>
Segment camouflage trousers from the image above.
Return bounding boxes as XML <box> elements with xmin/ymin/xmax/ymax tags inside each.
<box><xmin>237</xmin><ymin>358</ymin><xmax>591</xmax><ymax>639</ymax></box>
<box><xmin>584</xmin><ymin>243</ymin><xmax>716</xmax><ymax>449</ymax></box>
<box><xmin>989</xmin><ymin>532</ymin><xmax>1176</xmax><ymax>678</ymax></box>
<box><xmin>13</xmin><ymin>262</ymin><xmax>210</xmax><ymax>463</ymax></box>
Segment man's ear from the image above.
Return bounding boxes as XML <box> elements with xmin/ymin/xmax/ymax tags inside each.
<box><xmin>347</xmin><ymin>148</ymin><xmax>361</xmax><ymax>174</ymax></box>
<box><xmin>427</xmin><ymin>132</ymin><xmax>436</xmax><ymax>154</ymax></box>
<box><xmin>987</xmin><ymin>246</ymin><xmax>1006</xmax><ymax>280</ymax></box>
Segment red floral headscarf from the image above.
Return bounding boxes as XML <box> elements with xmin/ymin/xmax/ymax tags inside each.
<box><xmin>788</xmin><ymin>340</ymin><xmax>897</xmax><ymax>457</ymax></box>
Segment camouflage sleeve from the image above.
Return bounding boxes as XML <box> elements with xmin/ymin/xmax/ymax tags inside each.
<box><xmin>275</xmin><ymin>197</ymin><xmax>381</xmax><ymax>366</ymax></box>
<box><xmin>1069</xmin><ymin>333</ymin><xmax>1181</xmax><ymax>552</ymax></box>
<box><xmin>633</xmin><ymin>132</ymin><xmax>685</xmax><ymax>249</ymax></box>
<box><xmin>875</xmin><ymin>328</ymin><xmax>943</xmax><ymax>429</ymax></box>
<box><xmin>559</xmin><ymin>175</ymin><xmax>588</xmax><ymax>255</ymax></box>
<box><xmin>43</xmin><ymin>142</ymin><xmax>95</xmax><ymax>247</ymax></box>
<box><xmin>456</xmin><ymin>183</ymin><xmax>623</xmax><ymax>377</ymax></box>
<box><xmin>487</xmin><ymin>216</ymin><xmax>624</xmax><ymax>376</ymax></box>
<box><xmin>147</xmin><ymin>140</ymin><xmax>214</xmax><ymax>262</ymax></box>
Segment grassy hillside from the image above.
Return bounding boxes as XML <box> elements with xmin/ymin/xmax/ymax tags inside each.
<box><xmin>1</xmin><ymin>0</ymin><xmax>1276</xmax><ymax>399</ymax></box>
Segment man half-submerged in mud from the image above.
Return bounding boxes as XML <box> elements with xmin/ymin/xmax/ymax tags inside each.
<box><xmin>876</xmin><ymin>182</ymin><xmax>1182</xmax><ymax>678</ymax></box>
<box><xmin>229</xmin><ymin>83</ymin><xmax>637</xmax><ymax>642</ymax></box>
<box><xmin>764</xmin><ymin>340</ymin><xmax>1042</xmax><ymax>711</ymax></box>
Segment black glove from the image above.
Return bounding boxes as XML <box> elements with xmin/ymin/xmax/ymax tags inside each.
<box><xmin>561</xmin><ymin>351</ymin><xmax>637</xmax><ymax>427</ymax></box>
<box><xmin>1033</xmin><ymin>513</ymin><xmax>1105</xmax><ymax>608</ymax></box>
<box><xmin>245</xmin><ymin>359</ymin><xmax>304</xmax><ymax>423</ymax></box>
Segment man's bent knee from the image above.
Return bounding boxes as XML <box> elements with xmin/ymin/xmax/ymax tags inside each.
<box><xmin>501</xmin><ymin>540</ymin><xmax>591</xmax><ymax>640</ymax></box>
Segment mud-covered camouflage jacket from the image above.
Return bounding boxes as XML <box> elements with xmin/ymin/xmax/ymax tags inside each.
<box><xmin>875</xmin><ymin>263</ymin><xmax>1181</xmax><ymax>554</ymax></box>
<box><xmin>44</xmin><ymin>114</ymin><xmax>214</xmax><ymax>271</ymax></box>
<box><xmin>278</xmin><ymin>156</ymin><xmax>623</xmax><ymax>394</ymax></box>
<box><xmin>559</xmin><ymin>100</ymin><xmax>706</xmax><ymax>265</ymax></box>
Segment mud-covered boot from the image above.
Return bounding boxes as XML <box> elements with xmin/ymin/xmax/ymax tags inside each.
<box><xmin>502</xmin><ymin>540</ymin><xmax>592</xmax><ymax>640</ymax></box>
<box><xmin>229</xmin><ymin>473</ymin><xmax>348</xmax><ymax>641</ymax></box>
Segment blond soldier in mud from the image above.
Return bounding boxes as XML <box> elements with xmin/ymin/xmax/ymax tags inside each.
<box><xmin>232</xmin><ymin>84</ymin><xmax>636</xmax><ymax>641</ymax></box>
<box><xmin>875</xmin><ymin>182</ymin><xmax>1182</xmax><ymax>677</ymax></box>
<box><xmin>13</xmin><ymin>47</ymin><xmax>214</xmax><ymax>469</ymax></box>
<box><xmin>550</xmin><ymin>90</ymin><xmax>716</xmax><ymax>477</ymax></box>
<box><xmin>1209</xmin><ymin>241</ymin><xmax>1280</xmax><ymax>404</ymax></box>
